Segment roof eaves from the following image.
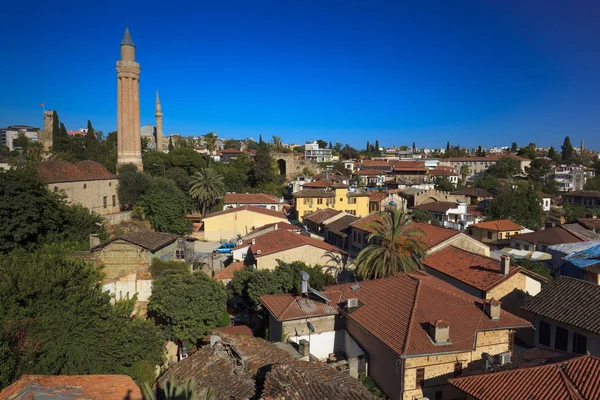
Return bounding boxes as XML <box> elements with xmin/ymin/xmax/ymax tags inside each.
<box><xmin>401</xmin><ymin>276</ymin><xmax>421</xmax><ymax>356</ymax></box>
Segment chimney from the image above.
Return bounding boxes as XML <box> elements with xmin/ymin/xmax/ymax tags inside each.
<box><xmin>251</xmin><ymin>238</ymin><xmax>256</xmax><ymax>245</ymax></box>
<box><xmin>486</xmin><ymin>298</ymin><xmax>501</xmax><ymax>320</ymax></box>
<box><xmin>298</xmin><ymin>339</ymin><xmax>310</xmax><ymax>356</ymax></box>
<box><xmin>89</xmin><ymin>234</ymin><xmax>100</xmax><ymax>250</ymax></box>
<box><xmin>429</xmin><ymin>320</ymin><xmax>450</xmax><ymax>344</ymax></box>
<box><xmin>274</xmin><ymin>223</ymin><xmax>278</xmax><ymax>230</ymax></box>
<box><xmin>500</xmin><ymin>255</ymin><xmax>510</xmax><ymax>275</ymax></box>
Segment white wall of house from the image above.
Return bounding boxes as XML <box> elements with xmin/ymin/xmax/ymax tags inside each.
<box><xmin>103</xmin><ymin>273</ymin><xmax>153</xmax><ymax>302</ymax></box>
<box><xmin>525</xmin><ymin>275</ymin><xmax>542</xmax><ymax>296</ymax></box>
<box><xmin>290</xmin><ymin>329</ymin><xmax>365</xmax><ymax>361</ymax></box>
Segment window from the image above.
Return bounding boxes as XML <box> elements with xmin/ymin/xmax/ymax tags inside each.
<box><xmin>416</xmin><ymin>368</ymin><xmax>425</xmax><ymax>388</ymax></box>
<box><xmin>487</xmin><ymin>231</ymin><xmax>493</xmax><ymax>239</ymax></box>
<box><xmin>303</xmin><ymin>198</ymin><xmax>309</xmax><ymax>205</ymax></box>
<box><xmin>555</xmin><ymin>326</ymin><xmax>568</xmax><ymax>351</ymax></box>
<box><xmin>317</xmin><ymin>198</ymin><xmax>323</xmax><ymax>205</ymax></box>
<box><xmin>109</xmin><ymin>182</ymin><xmax>112</xmax><ymax>187</ymax></box>
<box><xmin>539</xmin><ymin>321</ymin><xmax>551</xmax><ymax>347</ymax></box>
<box><xmin>353</xmin><ymin>231</ymin><xmax>357</xmax><ymax>241</ymax></box>
<box><xmin>339</xmin><ymin>197</ymin><xmax>343</xmax><ymax>202</ymax></box>
<box><xmin>83</xmin><ymin>183</ymin><xmax>87</xmax><ymax>189</ymax></box>
<box><xmin>112</xmin><ymin>195</ymin><xmax>116</xmax><ymax>207</ymax></box>
<box><xmin>54</xmin><ymin>186</ymin><xmax>58</xmax><ymax>192</ymax></box>
<box><xmin>573</xmin><ymin>333</ymin><xmax>587</xmax><ymax>354</ymax></box>
<box><xmin>103</xmin><ymin>196</ymin><xmax>107</xmax><ymax>209</ymax></box>
<box><xmin>453</xmin><ymin>362</ymin><xmax>463</xmax><ymax>377</ymax></box>
<box><xmin>348</xmin><ymin>197</ymin><xmax>357</xmax><ymax>204</ymax></box>
<box><xmin>175</xmin><ymin>249</ymin><xmax>185</xmax><ymax>260</ymax></box>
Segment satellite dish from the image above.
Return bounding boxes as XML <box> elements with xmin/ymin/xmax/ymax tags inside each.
<box><xmin>300</xmin><ymin>271</ymin><xmax>310</xmax><ymax>282</ymax></box>
<box><xmin>482</xmin><ymin>352</ymin><xmax>496</xmax><ymax>369</ymax></box>
<box><xmin>307</xmin><ymin>322</ymin><xmax>315</xmax><ymax>333</ymax></box>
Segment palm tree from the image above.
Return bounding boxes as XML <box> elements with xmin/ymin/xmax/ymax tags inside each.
<box><xmin>189</xmin><ymin>167</ymin><xmax>226</xmax><ymax>216</ymax></box>
<box><xmin>460</xmin><ymin>164</ymin><xmax>470</xmax><ymax>184</ymax></box>
<box><xmin>271</xmin><ymin>135</ymin><xmax>283</xmax><ymax>151</ymax></box>
<box><xmin>203</xmin><ymin>132</ymin><xmax>217</xmax><ymax>155</ymax></box>
<box><xmin>355</xmin><ymin>208</ymin><xmax>427</xmax><ymax>280</ymax></box>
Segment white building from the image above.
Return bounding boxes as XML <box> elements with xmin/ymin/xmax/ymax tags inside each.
<box><xmin>305</xmin><ymin>141</ymin><xmax>332</xmax><ymax>162</ymax></box>
<box><xmin>1</xmin><ymin>125</ymin><xmax>39</xmax><ymax>151</ymax></box>
<box><xmin>553</xmin><ymin>165</ymin><xmax>595</xmax><ymax>192</ymax></box>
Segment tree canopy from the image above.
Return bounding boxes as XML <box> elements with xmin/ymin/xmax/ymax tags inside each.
<box><xmin>138</xmin><ymin>177</ymin><xmax>191</xmax><ymax>234</ymax></box>
<box><xmin>189</xmin><ymin>167</ymin><xmax>226</xmax><ymax>216</ymax></box>
<box><xmin>0</xmin><ymin>245</ymin><xmax>164</xmax><ymax>389</ymax></box>
<box><xmin>486</xmin><ymin>185</ymin><xmax>544</xmax><ymax>230</ymax></box>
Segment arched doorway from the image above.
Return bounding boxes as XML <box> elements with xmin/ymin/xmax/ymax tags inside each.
<box><xmin>277</xmin><ymin>159</ymin><xmax>286</xmax><ymax>176</ymax></box>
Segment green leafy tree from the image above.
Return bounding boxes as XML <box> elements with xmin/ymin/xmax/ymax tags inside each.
<box><xmin>167</xmin><ymin>147</ymin><xmax>208</xmax><ymax>176</ymax></box>
<box><xmin>0</xmin><ymin>166</ymin><xmax>106</xmax><ymax>254</ymax></box>
<box><xmin>0</xmin><ymin>245</ymin><xmax>164</xmax><ymax>389</ymax></box>
<box><xmin>148</xmin><ymin>271</ymin><xmax>228</xmax><ymax>345</ymax></box>
<box><xmin>561</xmin><ymin>136</ymin><xmax>575</xmax><ymax>163</ymax></box>
<box><xmin>355</xmin><ymin>209</ymin><xmax>426</xmax><ymax>280</ymax></box>
<box><xmin>189</xmin><ymin>167</ymin><xmax>226</xmax><ymax>216</ymax></box>
<box><xmin>547</xmin><ymin>146</ymin><xmax>560</xmax><ymax>161</ymax></box>
<box><xmin>116</xmin><ymin>164</ymin><xmax>153</xmax><ymax>209</ymax></box>
<box><xmin>138</xmin><ymin>177</ymin><xmax>190</xmax><ymax>234</ymax></box>
<box><xmin>203</xmin><ymin>132</ymin><xmax>217</xmax><ymax>154</ymax></box>
<box><xmin>85</xmin><ymin>120</ymin><xmax>97</xmax><ymax>149</ymax></box>
<box><xmin>511</xmin><ymin>142</ymin><xmax>518</xmax><ymax>152</ymax></box>
<box><xmin>212</xmin><ymin>156</ymin><xmax>252</xmax><ymax>193</ymax></box>
<box><xmin>409</xmin><ymin>209</ymin><xmax>433</xmax><ymax>225</ymax></box>
<box><xmin>526</xmin><ymin>158</ymin><xmax>553</xmax><ymax>182</ymax></box>
<box><xmin>434</xmin><ymin>176</ymin><xmax>454</xmax><ymax>192</ymax></box>
<box><xmin>316</xmin><ymin>139</ymin><xmax>328</xmax><ymax>149</ymax></box>
<box><xmin>517</xmin><ymin>143</ymin><xmax>537</xmax><ymax>160</ymax></box>
<box><xmin>412</xmin><ymin>142</ymin><xmax>416</xmax><ymax>154</ymax></box>
<box><xmin>150</xmin><ymin>258</ymin><xmax>191</xmax><ymax>278</ymax></box>
<box><xmin>486</xmin><ymin>157</ymin><xmax>521</xmax><ymax>178</ymax></box>
<box><xmin>223</xmin><ymin>139</ymin><xmax>241</xmax><ymax>150</ymax></box>
<box><xmin>251</xmin><ymin>142</ymin><xmax>281</xmax><ymax>191</ymax></box>
<box><xmin>471</xmin><ymin>173</ymin><xmax>500</xmax><ymax>189</ymax></box>
<box><xmin>271</xmin><ymin>135</ymin><xmax>283</xmax><ymax>152</ymax></box>
<box><xmin>487</xmin><ymin>185</ymin><xmax>544</xmax><ymax>229</ymax></box>
<box><xmin>562</xmin><ymin>202</ymin><xmax>591</xmax><ymax>223</ymax></box>
<box><xmin>459</xmin><ymin>164</ymin><xmax>471</xmax><ymax>184</ymax></box>
<box><xmin>168</xmin><ymin>137</ymin><xmax>174</xmax><ymax>151</ymax></box>
<box><xmin>517</xmin><ymin>259</ymin><xmax>552</xmax><ymax>282</ymax></box>
<box><xmin>584</xmin><ymin>175</ymin><xmax>600</xmax><ymax>191</ymax></box>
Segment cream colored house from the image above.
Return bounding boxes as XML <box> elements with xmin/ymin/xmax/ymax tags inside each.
<box><xmin>202</xmin><ymin>205</ymin><xmax>289</xmax><ymax>242</ymax></box>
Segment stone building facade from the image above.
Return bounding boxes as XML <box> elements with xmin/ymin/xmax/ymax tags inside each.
<box><xmin>39</xmin><ymin>159</ymin><xmax>120</xmax><ymax>216</ymax></box>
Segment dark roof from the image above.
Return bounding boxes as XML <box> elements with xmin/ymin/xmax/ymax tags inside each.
<box><xmin>563</xmin><ymin>190</ymin><xmax>600</xmax><ymax>198</ymax></box>
<box><xmin>521</xmin><ymin>277</ymin><xmax>600</xmax><ymax>335</ymax></box>
<box><xmin>511</xmin><ymin>226</ymin><xmax>585</xmax><ymax>246</ymax></box>
<box><xmin>223</xmin><ymin>193</ymin><xmax>280</xmax><ymax>204</ymax></box>
<box><xmin>294</xmin><ymin>189</ymin><xmax>336</xmax><ymax>198</ymax></box>
<box><xmin>203</xmin><ymin>204</ymin><xmax>288</xmax><ymax>220</ymax></box>
<box><xmin>93</xmin><ymin>231</ymin><xmax>178</xmax><ymax>252</ymax></box>
<box><xmin>39</xmin><ymin>159</ymin><xmax>116</xmax><ymax>183</ymax></box>
<box><xmin>579</xmin><ymin>218</ymin><xmax>600</xmax><ymax>231</ymax></box>
<box><xmin>261</xmin><ymin>272</ymin><xmax>530</xmax><ymax>357</ymax></box>
<box><xmin>452</xmin><ymin>187</ymin><xmax>493</xmax><ymax>197</ymax></box>
<box><xmin>450</xmin><ymin>354</ymin><xmax>600</xmax><ymax>400</ymax></box>
<box><xmin>324</xmin><ymin>215</ymin><xmax>361</xmax><ymax>237</ymax></box>
<box><xmin>121</xmin><ymin>27</ymin><xmax>135</xmax><ymax>46</ymax></box>
<box><xmin>561</xmin><ymin>223</ymin><xmax>600</xmax><ymax>241</ymax></box>
<box><xmin>0</xmin><ymin>374</ymin><xmax>142</xmax><ymax>399</ymax></box>
<box><xmin>303</xmin><ymin>208</ymin><xmax>342</xmax><ymax>224</ymax></box>
<box><xmin>583</xmin><ymin>262</ymin><xmax>600</xmax><ymax>274</ymax></box>
<box><xmin>158</xmin><ymin>332</ymin><xmax>375</xmax><ymax>400</ymax></box>
<box><xmin>423</xmin><ymin>246</ymin><xmax>547</xmax><ymax>291</ymax></box>
<box><xmin>412</xmin><ymin>201</ymin><xmax>458</xmax><ymax>213</ymax></box>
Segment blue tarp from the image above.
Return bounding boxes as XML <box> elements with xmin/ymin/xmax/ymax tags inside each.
<box><xmin>561</xmin><ymin>243</ymin><xmax>600</xmax><ymax>278</ymax></box>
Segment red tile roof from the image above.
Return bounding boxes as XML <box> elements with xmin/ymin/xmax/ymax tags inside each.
<box><xmin>38</xmin><ymin>159</ymin><xmax>116</xmax><ymax>183</ymax></box>
<box><xmin>470</xmin><ymin>219</ymin><xmax>523</xmax><ymax>231</ymax></box>
<box><xmin>203</xmin><ymin>205</ymin><xmax>288</xmax><ymax>220</ymax></box>
<box><xmin>303</xmin><ymin>208</ymin><xmax>343</xmax><ymax>224</ymax></box>
<box><xmin>223</xmin><ymin>193</ymin><xmax>280</xmax><ymax>205</ymax></box>
<box><xmin>247</xmin><ymin>221</ymin><xmax>302</xmax><ymax>236</ymax></box>
<box><xmin>368</xmin><ymin>192</ymin><xmax>389</xmax><ymax>202</ymax></box>
<box><xmin>244</xmin><ymin>229</ymin><xmax>343</xmax><ymax>258</ymax></box>
<box><xmin>449</xmin><ymin>354</ymin><xmax>600</xmax><ymax>400</ymax></box>
<box><xmin>302</xmin><ymin>179</ymin><xmax>333</xmax><ymax>188</ymax></box>
<box><xmin>0</xmin><ymin>374</ymin><xmax>143</xmax><ymax>399</ymax></box>
<box><xmin>354</xmin><ymin>169</ymin><xmax>387</xmax><ymax>176</ymax></box>
<box><xmin>430</xmin><ymin>168</ymin><xmax>459</xmax><ymax>177</ymax></box>
<box><xmin>351</xmin><ymin>217</ymin><xmax>459</xmax><ymax>247</ymax></box>
<box><xmin>412</xmin><ymin>201</ymin><xmax>458</xmax><ymax>213</ymax></box>
<box><xmin>261</xmin><ymin>272</ymin><xmax>530</xmax><ymax>357</ymax></box>
<box><xmin>423</xmin><ymin>246</ymin><xmax>547</xmax><ymax>291</ymax></box>
<box><xmin>213</xmin><ymin>261</ymin><xmax>245</xmax><ymax>281</ymax></box>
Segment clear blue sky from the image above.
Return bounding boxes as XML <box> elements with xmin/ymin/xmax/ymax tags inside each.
<box><xmin>1</xmin><ymin>0</ymin><xmax>599</xmax><ymax>149</ymax></box>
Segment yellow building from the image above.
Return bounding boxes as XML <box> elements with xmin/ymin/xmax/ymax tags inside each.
<box><xmin>202</xmin><ymin>205</ymin><xmax>289</xmax><ymax>242</ymax></box>
<box><xmin>294</xmin><ymin>184</ymin><xmax>369</xmax><ymax>218</ymax></box>
<box><xmin>467</xmin><ymin>219</ymin><xmax>523</xmax><ymax>246</ymax></box>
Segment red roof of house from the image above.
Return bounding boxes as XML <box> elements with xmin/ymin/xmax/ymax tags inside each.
<box><xmin>450</xmin><ymin>354</ymin><xmax>600</xmax><ymax>400</ymax></box>
<box><xmin>203</xmin><ymin>205</ymin><xmax>288</xmax><ymax>220</ymax></box>
<box><xmin>412</xmin><ymin>201</ymin><xmax>459</xmax><ymax>213</ymax></box>
<box><xmin>223</xmin><ymin>193</ymin><xmax>280</xmax><ymax>205</ymax></box>
<box><xmin>302</xmin><ymin>179</ymin><xmax>333</xmax><ymax>188</ymax></box>
<box><xmin>214</xmin><ymin>261</ymin><xmax>245</xmax><ymax>281</ymax></box>
<box><xmin>354</xmin><ymin>169</ymin><xmax>387</xmax><ymax>176</ymax></box>
<box><xmin>261</xmin><ymin>272</ymin><xmax>530</xmax><ymax>356</ymax></box>
<box><xmin>368</xmin><ymin>192</ymin><xmax>389</xmax><ymax>202</ymax></box>
<box><xmin>350</xmin><ymin>216</ymin><xmax>459</xmax><ymax>247</ymax></box>
<box><xmin>423</xmin><ymin>246</ymin><xmax>547</xmax><ymax>291</ymax></box>
<box><xmin>38</xmin><ymin>159</ymin><xmax>116</xmax><ymax>183</ymax></box>
<box><xmin>221</xmin><ymin>148</ymin><xmax>243</xmax><ymax>154</ymax></box>
<box><xmin>246</xmin><ymin>221</ymin><xmax>302</xmax><ymax>236</ymax></box>
<box><xmin>430</xmin><ymin>168</ymin><xmax>459</xmax><ymax>177</ymax></box>
<box><xmin>303</xmin><ymin>208</ymin><xmax>343</xmax><ymax>224</ymax></box>
<box><xmin>470</xmin><ymin>219</ymin><xmax>523</xmax><ymax>231</ymax></box>
<box><xmin>243</xmin><ymin>229</ymin><xmax>343</xmax><ymax>258</ymax></box>
<box><xmin>0</xmin><ymin>374</ymin><xmax>142</xmax><ymax>399</ymax></box>
<box><xmin>511</xmin><ymin>226</ymin><xmax>585</xmax><ymax>245</ymax></box>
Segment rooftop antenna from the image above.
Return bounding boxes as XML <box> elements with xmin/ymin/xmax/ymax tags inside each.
<box><xmin>300</xmin><ymin>271</ymin><xmax>310</xmax><ymax>295</ymax></box>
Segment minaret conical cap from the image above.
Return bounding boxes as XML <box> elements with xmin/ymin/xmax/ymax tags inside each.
<box><xmin>121</xmin><ymin>27</ymin><xmax>135</xmax><ymax>47</ymax></box>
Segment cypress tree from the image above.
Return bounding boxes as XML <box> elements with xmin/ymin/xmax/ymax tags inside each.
<box><xmin>561</xmin><ymin>136</ymin><xmax>575</xmax><ymax>162</ymax></box>
<box><xmin>168</xmin><ymin>137</ymin><xmax>174</xmax><ymax>151</ymax></box>
<box><xmin>366</xmin><ymin>141</ymin><xmax>370</xmax><ymax>152</ymax></box>
<box><xmin>412</xmin><ymin>142</ymin><xmax>416</xmax><ymax>153</ymax></box>
<box><xmin>446</xmin><ymin>141</ymin><xmax>450</xmax><ymax>151</ymax></box>
<box><xmin>375</xmin><ymin>140</ymin><xmax>379</xmax><ymax>152</ymax></box>
<box><xmin>85</xmin><ymin>120</ymin><xmax>97</xmax><ymax>148</ymax></box>
<box><xmin>51</xmin><ymin>110</ymin><xmax>60</xmax><ymax>149</ymax></box>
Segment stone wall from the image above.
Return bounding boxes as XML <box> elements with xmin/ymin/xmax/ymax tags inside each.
<box><xmin>49</xmin><ymin>178</ymin><xmax>120</xmax><ymax>216</ymax></box>
<box><xmin>413</xmin><ymin>188</ymin><xmax>468</xmax><ymax>206</ymax></box>
<box><xmin>256</xmin><ymin>245</ymin><xmax>343</xmax><ymax>271</ymax></box>
<box><xmin>274</xmin><ymin>153</ymin><xmax>322</xmax><ymax>181</ymax></box>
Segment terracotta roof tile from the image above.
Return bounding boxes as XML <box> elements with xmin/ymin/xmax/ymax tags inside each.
<box><xmin>246</xmin><ymin>229</ymin><xmax>344</xmax><ymax>258</ymax></box>
<box><xmin>578</xmin><ymin>218</ymin><xmax>600</xmax><ymax>231</ymax></box>
<box><xmin>350</xmin><ymin>217</ymin><xmax>459</xmax><ymax>247</ymax></box>
<box><xmin>293</xmin><ymin>189</ymin><xmax>336</xmax><ymax>198</ymax></box>
<box><xmin>303</xmin><ymin>208</ymin><xmax>343</xmax><ymax>224</ymax></box>
<box><xmin>564</xmin><ymin>190</ymin><xmax>600</xmax><ymax>198</ymax></box>
<box><xmin>261</xmin><ymin>272</ymin><xmax>530</xmax><ymax>357</ymax></box>
<box><xmin>423</xmin><ymin>246</ymin><xmax>547</xmax><ymax>291</ymax></box>
<box><xmin>214</xmin><ymin>261</ymin><xmax>245</xmax><ymax>281</ymax></box>
<box><xmin>38</xmin><ymin>159</ymin><xmax>116</xmax><ymax>183</ymax></box>
<box><xmin>449</xmin><ymin>354</ymin><xmax>600</xmax><ymax>400</ymax></box>
<box><xmin>522</xmin><ymin>277</ymin><xmax>600</xmax><ymax>335</ymax></box>
<box><xmin>224</xmin><ymin>193</ymin><xmax>280</xmax><ymax>205</ymax></box>
<box><xmin>302</xmin><ymin>179</ymin><xmax>333</xmax><ymax>188</ymax></box>
<box><xmin>470</xmin><ymin>219</ymin><xmax>523</xmax><ymax>231</ymax></box>
<box><xmin>412</xmin><ymin>201</ymin><xmax>459</xmax><ymax>213</ymax></box>
<box><xmin>511</xmin><ymin>226</ymin><xmax>585</xmax><ymax>245</ymax></box>
<box><xmin>0</xmin><ymin>374</ymin><xmax>142</xmax><ymax>399</ymax></box>
<box><xmin>203</xmin><ymin>204</ymin><xmax>288</xmax><ymax>220</ymax></box>
<box><xmin>367</xmin><ymin>192</ymin><xmax>388</xmax><ymax>202</ymax></box>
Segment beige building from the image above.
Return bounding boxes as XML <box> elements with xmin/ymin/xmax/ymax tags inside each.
<box><xmin>202</xmin><ymin>205</ymin><xmax>289</xmax><ymax>242</ymax></box>
<box><xmin>437</xmin><ymin>155</ymin><xmax>531</xmax><ymax>180</ymax></box>
<box><xmin>261</xmin><ymin>272</ymin><xmax>531</xmax><ymax>400</ymax></box>
<box><xmin>154</xmin><ymin>90</ymin><xmax>164</xmax><ymax>152</ymax></box>
<box><xmin>232</xmin><ymin>228</ymin><xmax>346</xmax><ymax>271</ymax></box>
<box><xmin>39</xmin><ymin>159</ymin><xmax>120</xmax><ymax>216</ymax></box>
<box><xmin>116</xmin><ymin>27</ymin><xmax>143</xmax><ymax>171</ymax></box>
<box><xmin>467</xmin><ymin>219</ymin><xmax>523</xmax><ymax>246</ymax></box>
<box><xmin>294</xmin><ymin>185</ymin><xmax>370</xmax><ymax>218</ymax></box>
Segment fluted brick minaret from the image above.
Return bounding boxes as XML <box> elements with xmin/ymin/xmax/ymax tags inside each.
<box><xmin>155</xmin><ymin>90</ymin><xmax>164</xmax><ymax>152</ymax></box>
<box><xmin>116</xmin><ymin>27</ymin><xmax>143</xmax><ymax>171</ymax></box>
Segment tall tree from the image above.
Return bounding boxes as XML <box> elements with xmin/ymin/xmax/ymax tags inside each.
<box><xmin>251</xmin><ymin>142</ymin><xmax>276</xmax><ymax>188</ymax></box>
<box><xmin>548</xmin><ymin>146</ymin><xmax>560</xmax><ymax>161</ymax></box>
<box><xmin>168</xmin><ymin>137</ymin><xmax>174</xmax><ymax>152</ymax></box>
<box><xmin>366</xmin><ymin>141</ymin><xmax>370</xmax><ymax>152</ymax></box>
<box><xmin>459</xmin><ymin>164</ymin><xmax>471</xmax><ymax>183</ymax></box>
<box><xmin>51</xmin><ymin>110</ymin><xmax>60</xmax><ymax>150</ymax></box>
<box><xmin>117</xmin><ymin>164</ymin><xmax>153</xmax><ymax>209</ymax></box>
<box><xmin>446</xmin><ymin>141</ymin><xmax>451</xmax><ymax>151</ymax></box>
<box><xmin>355</xmin><ymin>209</ymin><xmax>426</xmax><ymax>280</ymax></box>
<box><xmin>138</xmin><ymin>177</ymin><xmax>190</xmax><ymax>234</ymax></box>
<box><xmin>511</xmin><ymin>142</ymin><xmax>518</xmax><ymax>152</ymax></box>
<box><xmin>561</xmin><ymin>136</ymin><xmax>575</xmax><ymax>163</ymax></box>
<box><xmin>85</xmin><ymin>120</ymin><xmax>96</xmax><ymax>148</ymax></box>
<box><xmin>271</xmin><ymin>135</ymin><xmax>283</xmax><ymax>151</ymax></box>
<box><xmin>188</xmin><ymin>167</ymin><xmax>226</xmax><ymax>216</ymax></box>
<box><xmin>375</xmin><ymin>140</ymin><xmax>380</xmax><ymax>152</ymax></box>
<box><xmin>487</xmin><ymin>185</ymin><xmax>544</xmax><ymax>230</ymax></box>
<box><xmin>412</xmin><ymin>142</ymin><xmax>416</xmax><ymax>153</ymax></box>
<box><xmin>328</xmin><ymin>141</ymin><xmax>332</xmax><ymax>149</ymax></box>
